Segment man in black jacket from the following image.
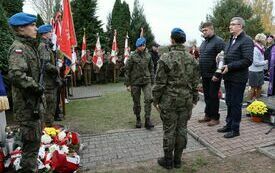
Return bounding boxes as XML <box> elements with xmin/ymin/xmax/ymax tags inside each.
<box><xmin>198</xmin><ymin>22</ymin><xmax>225</xmax><ymax>126</ymax></box>
<box><xmin>217</xmin><ymin>17</ymin><xmax>253</xmax><ymax>138</ymax></box>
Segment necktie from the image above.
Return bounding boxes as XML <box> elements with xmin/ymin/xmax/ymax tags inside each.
<box><xmin>231</xmin><ymin>37</ymin><xmax>237</xmax><ymax>46</ymax></box>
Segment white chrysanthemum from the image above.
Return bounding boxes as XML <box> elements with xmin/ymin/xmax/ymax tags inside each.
<box><xmin>58</xmin><ymin>131</ymin><xmax>66</xmax><ymax>141</ymax></box>
<box><xmin>49</xmin><ymin>144</ymin><xmax>59</xmax><ymax>153</ymax></box>
<box><xmin>60</xmin><ymin>145</ymin><xmax>69</xmax><ymax>154</ymax></box>
<box><xmin>41</xmin><ymin>134</ymin><xmax>52</xmax><ymax>144</ymax></box>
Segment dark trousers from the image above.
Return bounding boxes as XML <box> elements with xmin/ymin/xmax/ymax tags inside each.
<box><xmin>202</xmin><ymin>77</ymin><xmax>221</xmax><ymax>120</ymax></box>
<box><xmin>224</xmin><ymin>80</ymin><xmax>246</xmax><ymax>132</ymax></box>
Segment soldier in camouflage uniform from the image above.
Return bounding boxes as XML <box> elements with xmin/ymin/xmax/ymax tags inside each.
<box><xmin>152</xmin><ymin>28</ymin><xmax>200</xmax><ymax>169</ymax></box>
<box><xmin>124</xmin><ymin>37</ymin><xmax>154</xmax><ymax>129</ymax></box>
<box><xmin>8</xmin><ymin>12</ymin><xmax>43</xmax><ymax>172</ymax></box>
<box><xmin>38</xmin><ymin>24</ymin><xmax>62</xmax><ymax>125</ymax></box>
<box><xmin>82</xmin><ymin>50</ymin><xmax>93</xmax><ymax>86</ymax></box>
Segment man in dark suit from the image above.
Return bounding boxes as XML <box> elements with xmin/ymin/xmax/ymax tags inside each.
<box><xmin>198</xmin><ymin>22</ymin><xmax>225</xmax><ymax>126</ymax></box>
<box><xmin>217</xmin><ymin>17</ymin><xmax>253</xmax><ymax>138</ymax></box>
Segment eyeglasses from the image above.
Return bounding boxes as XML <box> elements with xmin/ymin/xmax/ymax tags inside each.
<box><xmin>230</xmin><ymin>23</ymin><xmax>241</xmax><ymax>26</ymax></box>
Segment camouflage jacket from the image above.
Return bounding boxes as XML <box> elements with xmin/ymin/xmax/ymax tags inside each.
<box><xmin>38</xmin><ymin>38</ymin><xmax>58</xmax><ymax>90</ymax></box>
<box><xmin>8</xmin><ymin>36</ymin><xmax>41</xmax><ymax>121</ymax></box>
<box><xmin>124</xmin><ymin>50</ymin><xmax>154</xmax><ymax>86</ymax></box>
<box><xmin>152</xmin><ymin>44</ymin><xmax>200</xmax><ymax>111</ymax></box>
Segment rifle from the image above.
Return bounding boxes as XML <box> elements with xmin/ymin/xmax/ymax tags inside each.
<box><xmin>33</xmin><ymin>58</ymin><xmax>46</xmax><ymax>117</ymax></box>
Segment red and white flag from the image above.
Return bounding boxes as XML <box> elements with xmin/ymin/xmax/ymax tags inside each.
<box><xmin>124</xmin><ymin>33</ymin><xmax>130</xmax><ymax>64</ymax></box>
<box><xmin>81</xmin><ymin>30</ymin><xmax>87</xmax><ymax>63</ymax></box>
<box><xmin>92</xmin><ymin>33</ymin><xmax>104</xmax><ymax>68</ymax></box>
<box><xmin>71</xmin><ymin>49</ymin><xmax>77</xmax><ymax>72</ymax></box>
<box><xmin>111</xmin><ymin>30</ymin><xmax>118</xmax><ymax>64</ymax></box>
<box><xmin>60</xmin><ymin>0</ymin><xmax>77</xmax><ymax>60</ymax></box>
<box><xmin>52</xmin><ymin>12</ymin><xmax>62</xmax><ymax>51</ymax></box>
<box><xmin>60</xmin><ymin>0</ymin><xmax>77</xmax><ymax>76</ymax></box>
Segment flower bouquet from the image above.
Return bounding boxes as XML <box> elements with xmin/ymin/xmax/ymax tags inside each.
<box><xmin>246</xmin><ymin>100</ymin><xmax>268</xmax><ymax>122</ymax></box>
<box><xmin>4</xmin><ymin>125</ymin><xmax>81</xmax><ymax>172</ymax></box>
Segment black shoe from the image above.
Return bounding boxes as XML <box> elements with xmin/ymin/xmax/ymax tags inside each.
<box><xmin>54</xmin><ymin>116</ymin><xmax>62</xmax><ymax>121</ymax></box>
<box><xmin>174</xmin><ymin>160</ymin><xmax>182</xmax><ymax>168</ymax></box>
<box><xmin>157</xmin><ymin>157</ymin><xmax>173</xmax><ymax>169</ymax></box>
<box><xmin>136</xmin><ymin>118</ymin><xmax>142</xmax><ymax>128</ymax></box>
<box><xmin>145</xmin><ymin>118</ymin><xmax>154</xmax><ymax>130</ymax></box>
<box><xmin>224</xmin><ymin>131</ymin><xmax>240</xmax><ymax>138</ymax></box>
<box><xmin>217</xmin><ymin>126</ymin><xmax>231</xmax><ymax>133</ymax></box>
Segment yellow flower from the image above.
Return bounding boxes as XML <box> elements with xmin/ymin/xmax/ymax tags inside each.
<box><xmin>246</xmin><ymin>100</ymin><xmax>268</xmax><ymax>116</ymax></box>
<box><xmin>44</xmin><ymin>127</ymin><xmax>60</xmax><ymax>137</ymax></box>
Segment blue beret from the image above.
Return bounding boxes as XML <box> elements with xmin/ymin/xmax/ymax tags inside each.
<box><xmin>135</xmin><ymin>37</ymin><xmax>146</xmax><ymax>48</ymax></box>
<box><xmin>38</xmin><ymin>24</ymin><xmax>53</xmax><ymax>34</ymax></box>
<box><xmin>8</xmin><ymin>12</ymin><xmax>37</xmax><ymax>26</ymax></box>
<box><xmin>171</xmin><ymin>28</ymin><xmax>186</xmax><ymax>38</ymax></box>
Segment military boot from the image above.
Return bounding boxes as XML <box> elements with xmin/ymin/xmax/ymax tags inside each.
<box><xmin>136</xmin><ymin>115</ymin><xmax>142</xmax><ymax>128</ymax></box>
<box><xmin>54</xmin><ymin>114</ymin><xmax>63</xmax><ymax>121</ymax></box>
<box><xmin>157</xmin><ymin>157</ymin><xmax>173</xmax><ymax>169</ymax></box>
<box><xmin>173</xmin><ymin>157</ymin><xmax>182</xmax><ymax>168</ymax></box>
<box><xmin>145</xmin><ymin>117</ymin><xmax>154</xmax><ymax>129</ymax></box>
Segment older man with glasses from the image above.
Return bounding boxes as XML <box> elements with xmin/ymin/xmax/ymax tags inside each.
<box><xmin>217</xmin><ymin>17</ymin><xmax>254</xmax><ymax>138</ymax></box>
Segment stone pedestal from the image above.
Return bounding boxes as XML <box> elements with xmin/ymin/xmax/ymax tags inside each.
<box><xmin>0</xmin><ymin>111</ymin><xmax>6</xmax><ymax>143</ymax></box>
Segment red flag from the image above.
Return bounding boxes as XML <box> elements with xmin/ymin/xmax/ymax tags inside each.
<box><xmin>81</xmin><ymin>30</ymin><xmax>87</xmax><ymax>63</ymax></box>
<box><xmin>60</xmin><ymin>0</ymin><xmax>77</xmax><ymax>59</ymax></box>
<box><xmin>92</xmin><ymin>34</ymin><xmax>104</xmax><ymax>68</ymax></box>
<box><xmin>124</xmin><ymin>33</ymin><xmax>130</xmax><ymax>64</ymax></box>
<box><xmin>111</xmin><ymin>30</ymin><xmax>118</xmax><ymax>64</ymax></box>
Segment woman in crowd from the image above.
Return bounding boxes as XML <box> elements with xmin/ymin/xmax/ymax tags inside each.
<box><xmin>248</xmin><ymin>33</ymin><xmax>268</xmax><ymax>100</ymax></box>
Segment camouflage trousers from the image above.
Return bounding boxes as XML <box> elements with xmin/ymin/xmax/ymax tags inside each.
<box><xmin>160</xmin><ymin>108</ymin><xmax>191</xmax><ymax>160</ymax></box>
<box><xmin>83</xmin><ymin>68</ymin><xmax>92</xmax><ymax>85</ymax></box>
<box><xmin>113</xmin><ymin>68</ymin><xmax>120</xmax><ymax>83</ymax></box>
<box><xmin>19</xmin><ymin>120</ymin><xmax>42</xmax><ymax>172</ymax></box>
<box><xmin>131</xmin><ymin>84</ymin><xmax>152</xmax><ymax>118</ymax></box>
<box><xmin>44</xmin><ymin>89</ymin><xmax>57</xmax><ymax>126</ymax></box>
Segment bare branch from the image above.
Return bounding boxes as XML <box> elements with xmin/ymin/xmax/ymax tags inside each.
<box><xmin>28</xmin><ymin>0</ymin><xmax>57</xmax><ymax>23</ymax></box>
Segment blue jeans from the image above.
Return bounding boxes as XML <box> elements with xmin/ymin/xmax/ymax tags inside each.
<box><xmin>224</xmin><ymin>81</ymin><xmax>246</xmax><ymax>132</ymax></box>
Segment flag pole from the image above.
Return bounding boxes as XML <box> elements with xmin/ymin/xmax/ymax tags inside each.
<box><xmin>113</xmin><ymin>29</ymin><xmax>117</xmax><ymax>83</ymax></box>
<box><xmin>140</xmin><ymin>27</ymin><xmax>144</xmax><ymax>38</ymax></box>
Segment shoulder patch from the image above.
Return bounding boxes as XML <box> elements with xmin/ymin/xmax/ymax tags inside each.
<box><xmin>15</xmin><ymin>49</ymin><xmax>23</xmax><ymax>54</ymax></box>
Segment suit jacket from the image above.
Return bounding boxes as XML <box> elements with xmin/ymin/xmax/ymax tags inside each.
<box><xmin>223</xmin><ymin>32</ymin><xmax>253</xmax><ymax>83</ymax></box>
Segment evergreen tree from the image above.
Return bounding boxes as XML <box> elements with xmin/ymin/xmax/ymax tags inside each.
<box><xmin>130</xmin><ymin>0</ymin><xmax>155</xmax><ymax>50</ymax></box>
<box><xmin>0</xmin><ymin>3</ymin><xmax>13</xmax><ymax>72</ymax></box>
<box><xmin>36</xmin><ymin>14</ymin><xmax>45</xmax><ymax>26</ymax></box>
<box><xmin>206</xmin><ymin>0</ymin><xmax>264</xmax><ymax>40</ymax></box>
<box><xmin>71</xmin><ymin>0</ymin><xmax>105</xmax><ymax>50</ymax></box>
<box><xmin>1</xmin><ymin>0</ymin><xmax>23</xmax><ymax>17</ymax></box>
<box><xmin>105</xmin><ymin>13</ymin><xmax>113</xmax><ymax>51</ymax></box>
<box><xmin>108</xmin><ymin>0</ymin><xmax>131</xmax><ymax>55</ymax></box>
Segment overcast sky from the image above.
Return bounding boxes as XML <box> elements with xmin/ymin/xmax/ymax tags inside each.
<box><xmin>23</xmin><ymin>0</ymin><xmax>275</xmax><ymax>45</ymax></box>
<box><xmin>97</xmin><ymin>0</ymin><xmax>216</xmax><ymax>45</ymax></box>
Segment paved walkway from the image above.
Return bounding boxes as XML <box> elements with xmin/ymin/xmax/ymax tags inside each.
<box><xmin>69</xmin><ymin>86</ymin><xmax>102</xmax><ymax>100</ymax></box>
<box><xmin>188</xmin><ymin>106</ymin><xmax>275</xmax><ymax>158</ymax></box>
<box><xmin>80</xmin><ymin>126</ymin><xmax>205</xmax><ymax>172</ymax></box>
<box><xmin>69</xmin><ymin>83</ymin><xmax>125</xmax><ymax>100</ymax></box>
<box><xmin>75</xmin><ymin>84</ymin><xmax>275</xmax><ymax>171</ymax></box>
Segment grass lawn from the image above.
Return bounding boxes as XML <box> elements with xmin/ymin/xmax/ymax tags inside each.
<box><xmin>61</xmin><ymin>90</ymin><xmax>162</xmax><ymax>134</ymax></box>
